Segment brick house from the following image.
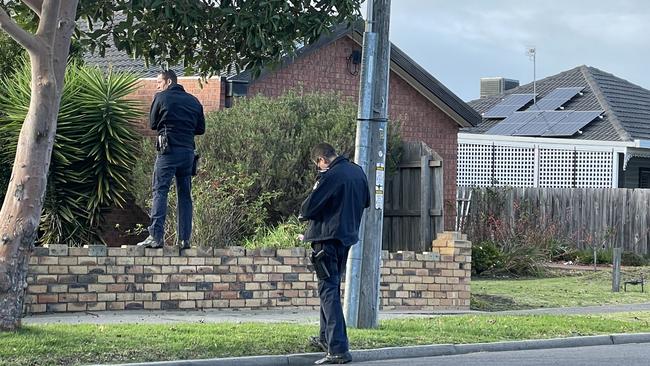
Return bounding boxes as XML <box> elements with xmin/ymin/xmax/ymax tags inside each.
<box><xmin>86</xmin><ymin>24</ymin><xmax>479</xmax><ymax>239</ymax></box>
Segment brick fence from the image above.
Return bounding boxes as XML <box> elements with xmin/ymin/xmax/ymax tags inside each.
<box><xmin>24</xmin><ymin>232</ymin><xmax>471</xmax><ymax>314</ymax></box>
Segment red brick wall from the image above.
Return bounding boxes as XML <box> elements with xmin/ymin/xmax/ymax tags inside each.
<box><xmin>249</xmin><ymin>37</ymin><xmax>460</xmax><ymax>228</ymax></box>
<box><xmin>128</xmin><ymin>77</ymin><xmax>225</xmax><ymax>137</ymax></box>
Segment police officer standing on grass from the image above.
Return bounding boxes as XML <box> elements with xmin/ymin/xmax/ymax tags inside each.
<box><xmin>299</xmin><ymin>143</ymin><xmax>370</xmax><ymax>365</ymax></box>
<box><xmin>137</xmin><ymin>69</ymin><xmax>205</xmax><ymax>251</ymax></box>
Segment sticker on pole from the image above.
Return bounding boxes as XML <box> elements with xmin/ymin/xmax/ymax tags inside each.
<box><xmin>375</xmin><ymin>163</ymin><xmax>385</xmax><ymax>210</ymax></box>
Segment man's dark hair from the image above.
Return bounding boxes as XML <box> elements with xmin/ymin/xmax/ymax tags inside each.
<box><xmin>159</xmin><ymin>69</ymin><xmax>177</xmax><ymax>85</ymax></box>
<box><xmin>311</xmin><ymin>143</ymin><xmax>337</xmax><ymax>161</ymax></box>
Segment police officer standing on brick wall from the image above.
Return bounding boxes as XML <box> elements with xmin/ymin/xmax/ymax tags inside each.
<box><xmin>137</xmin><ymin>69</ymin><xmax>205</xmax><ymax>250</ymax></box>
<box><xmin>299</xmin><ymin>143</ymin><xmax>370</xmax><ymax>365</ymax></box>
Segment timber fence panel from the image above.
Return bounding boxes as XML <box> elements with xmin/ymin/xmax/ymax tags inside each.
<box><xmin>464</xmin><ymin>187</ymin><xmax>650</xmax><ymax>255</ymax></box>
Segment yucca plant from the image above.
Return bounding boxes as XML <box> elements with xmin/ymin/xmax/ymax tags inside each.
<box><xmin>0</xmin><ymin>61</ymin><xmax>142</xmax><ymax>245</ymax></box>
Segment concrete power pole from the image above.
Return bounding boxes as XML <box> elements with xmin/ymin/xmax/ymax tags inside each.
<box><xmin>344</xmin><ymin>0</ymin><xmax>391</xmax><ymax>329</ymax></box>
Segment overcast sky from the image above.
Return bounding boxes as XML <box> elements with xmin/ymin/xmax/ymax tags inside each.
<box><xmin>361</xmin><ymin>0</ymin><xmax>650</xmax><ymax>101</ymax></box>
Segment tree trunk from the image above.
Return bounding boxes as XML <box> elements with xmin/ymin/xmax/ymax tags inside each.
<box><xmin>0</xmin><ymin>0</ymin><xmax>78</xmax><ymax>331</ymax></box>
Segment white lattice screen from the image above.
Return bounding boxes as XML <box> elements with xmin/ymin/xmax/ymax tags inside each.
<box><xmin>493</xmin><ymin>146</ymin><xmax>535</xmax><ymax>186</ymax></box>
<box><xmin>458</xmin><ymin>143</ymin><xmax>614</xmax><ymax>188</ymax></box>
<box><xmin>575</xmin><ymin>151</ymin><xmax>613</xmax><ymax>187</ymax></box>
<box><xmin>538</xmin><ymin>148</ymin><xmax>575</xmax><ymax>187</ymax></box>
<box><xmin>458</xmin><ymin>144</ymin><xmax>493</xmax><ymax>186</ymax></box>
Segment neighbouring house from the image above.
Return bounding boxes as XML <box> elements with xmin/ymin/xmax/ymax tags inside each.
<box><xmin>86</xmin><ymin>23</ymin><xmax>480</xmax><ymax>239</ymax></box>
<box><xmin>460</xmin><ymin>65</ymin><xmax>650</xmax><ymax>188</ymax></box>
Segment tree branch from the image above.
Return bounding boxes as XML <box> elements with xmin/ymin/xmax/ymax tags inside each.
<box><xmin>0</xmin><ymin>6</ymin><xmax>41</xmax><ymax>52</ymax></box>
<box><xmin>23</xmin><ymin>0</ymin><xmax>44</xmax><ymax>17</ymax></box>
<box><xmin>35</xmin><ymin>0</ymin><xmax>59</xmax><ymax>45</ymax></box>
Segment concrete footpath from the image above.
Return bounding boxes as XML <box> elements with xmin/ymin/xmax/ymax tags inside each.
<box><xmin>22</xmin><ymin>303</ymin><xmax>650</xmax><ymax>366</ymax></box>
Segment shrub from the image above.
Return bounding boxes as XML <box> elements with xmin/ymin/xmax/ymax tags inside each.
<box><xmin>243</xmin><ymin>216</ymin><xmax>310</xmax><ymax>250</ymax></box>
<box><xmin>0</xmin><ymin>61</ymin><xmax>141</xmax><ymax>245</ymax></box>
<box><xmin>165</xmin><ymin>166</ymin><xmax>278</xmax><ymax>246</ymax></box>
<box><xmin>198</xmin><ymin>90</ymin><xmax>402</xmax><ymax>223</ymax></box>
<box><xmin>472</xmin><ymin>241</ymin><xmax>502</xmax><ymax>276</ymax></box>
<box><xmin>575</xmin><ymin>249</ymin><xmax>612</xmax><ymax>265</ymax></box>
<box><xmin>621</xmin><ymin>251</ymin><xmax>648</xmax><ymax>266</ymax></box>
<box><xmin>131</xmin><ymin>91</ymin><xmax>402</xmax><ymax>248</ymax></box>
<box><xmin>132</xmin><ymin>142</ymin><xmax>277</xmax><ymax>247</ymax></box>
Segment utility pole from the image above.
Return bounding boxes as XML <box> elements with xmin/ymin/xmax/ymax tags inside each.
<box><xmin>344</xmin><ymin>0</ymin><xmax>391</xmax><ymax>329</ymax></box>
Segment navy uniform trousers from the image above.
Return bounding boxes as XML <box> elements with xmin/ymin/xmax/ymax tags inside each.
<box><xmin>148</xmin><ymin>147</ymin><xmax>194</xmax><ymax>242</ymax></box>
<box><xmin>313</xmin><ymin>239</ymin><xmax>350</xmax><ymax>355</ymax></box>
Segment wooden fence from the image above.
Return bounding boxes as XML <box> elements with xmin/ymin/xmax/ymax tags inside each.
<box><xmin>382</xmin><ymin>142</ymin><xmax>444</xmax><ymax>252</ymax></box>
<box><xmin>461</xmin><ymin>186</ymin><xmax>650</xmax><ymax>255</ymax></box>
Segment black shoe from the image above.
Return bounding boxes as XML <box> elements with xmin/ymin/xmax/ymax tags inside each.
<box><xmin>309</xmin><ymin>336</ymin><xmax>328</xmax><ymax>352</ymax></box>
<box><xmin>136</xmin><ymin>235</ymin><xmax>163</xmax><ymax>249</ymax></box>
<box><xmin>314</xmin><ymin>352</ymin><xmax>352</xmax><ymax>364</ymax></box>
<box><xmin>178</xmin><ymin>240</ymin><xmax>191</xmax><ymax>250</ymax></box>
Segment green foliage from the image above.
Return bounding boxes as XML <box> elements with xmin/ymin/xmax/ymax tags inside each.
<box><xmin>472</xmin><ymin>241</ymin><xmax>503</xmax><ymax>276</ymax></box>
<box><xmin>466</xmin><ymin>187</ymin><xmax>577</xmax><ymax>277</ymax></box>
<box><xmin>243</xmin><ymin>216</ymin><xmax>310</xmax><ymax>250</ymax></box>
<box><xmin>199</xmin><ymin>91</ymin><xmax>401</xmax><ymax>223</ymax></box>
<box><xmin>0</xmin><ymin>61</ymin><xmax>141</xmax><ymax>245</ymax></box>
<box><xmin>575</xmin><ymin>249</ymin><xmax>612</xmax><ymax>265</ymax></box>
<box><xmin>67</xmin><ymin>0</ymin><xmax>362</xmax><ymax>78</ymax></box>
<box><xmin>132</xmin><ymin>142</ymin><xmax>276</xmax><ymax>247</ymax></box>
<box><xmin>546</xmin><ymin>240</ymin><xmax>580</xmax><ymax>262</ymax></box>
<box><xmin>166</xmin><ymin>167</ymin><xmax>278</xmax><ymax>247</ymax></box>
<box><xmin>621</xmin><ymin>251</ymin><xmax>649</xmax><ymax>266</ymax></box>
<box><xmin>132</xmin><ymin>91</ymin><xmax>401</xmax><ymax>248</ymax></box>
<box><xmin>574</xmin><ymin>249</ymin><xmax>648</xmax><ymax>267</ymax></box>
<box><xmin>0</xmin><ymin>32</ymin><xmax>24</xmax><ymax>78</ymax></box>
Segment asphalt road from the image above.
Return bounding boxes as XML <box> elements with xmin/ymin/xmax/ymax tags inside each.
<box><xmin>355</xmin><ymin>343</ymin><xmax>650</xmax><ymax>366</ymax></box>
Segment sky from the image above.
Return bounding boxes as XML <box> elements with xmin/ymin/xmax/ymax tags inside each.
<box><xmin>360</xmin><ymin>0</ymin><xmax>650</xmax><ymax>102</ymax></box>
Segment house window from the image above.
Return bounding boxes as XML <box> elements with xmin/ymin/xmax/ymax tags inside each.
<box><xmin>640</xmin><ymin>168</ymin><xmax>650</xmax><ymax>188</ymax></box>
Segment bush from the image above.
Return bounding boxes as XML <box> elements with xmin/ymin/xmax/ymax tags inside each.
<box><xmin>575</xmin><ymin>249</ymin><xmax>648</xmax><ymax>267</ymax></box>
<box><xmin>132</xmin><ymin>142</ymin><xmax>277</xmax><ymax>247</ymax></box>
<box><xmin>621</xmin><ymin>251</ymin><xmax>648</xmax><ymax>266</ymax></box>
<box><xmin>243</xmin><ymin>216</ymin><xmax>310</xmax><ymax>250</ymax></box>
<box><xmin>546</xmin><ymin>240</ymin><xmax>580</xmax><ymax>262</ymax></box>
<box><xmin>575</xmin><ymin>249</ymin><xmax>612</xmax><ymax>265</ymax></box>
<box><xmin>0</xmin><ymin>61</ymin><xmax>141</xmax><ymax>245</ymax></box>
<box><xmin>472</xmin><ymin>241</ymin><xmax>502</xmax><ymax>276</ymax></box>
<box><xmin>132</xmin><ymin>91</ymin><xmax>402</xmax><ymax>248</ymax></box>
<box><xmin>198</xmin><ymin>91</ymin><xmax>402</xmax><ymax>223</ymax></box>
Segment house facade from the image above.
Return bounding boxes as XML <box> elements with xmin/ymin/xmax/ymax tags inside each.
<box><xmin>460</xmin><ymin>65</ymin><xmax>650</xmax><ymax>189</ymax></box>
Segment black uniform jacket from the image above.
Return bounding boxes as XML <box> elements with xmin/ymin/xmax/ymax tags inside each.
<box><xmin>150</xmin><ymin>84</ymin><xmax>206</xmax><ymax>149</ymax></box>
<box><xmin>300</xmin><ymin>156</ymin><xmax>370</xmax><ymax>246</ymax></box>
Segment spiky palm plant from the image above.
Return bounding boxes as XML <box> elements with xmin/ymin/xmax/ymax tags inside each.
<box><xmin>0</xmin><ymin>61</ymin><xmax>142</xmax><ymax>245</ymax></box>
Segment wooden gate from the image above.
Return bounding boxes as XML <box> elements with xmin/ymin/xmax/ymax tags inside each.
<box><xmin>382</xmin><ymin>141</ymin><xmax>444</xmax><ymax>252</ymax></box>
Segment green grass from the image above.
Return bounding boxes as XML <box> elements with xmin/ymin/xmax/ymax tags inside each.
<box><xmin>3</xmin><ymin>313</ymin><xmax>650</xmax><ymax>366</ymax></box>
<box><xmin>472</xmin><ymin>268</ymin><xmax>650</xmax><ymax>311</ymax></box>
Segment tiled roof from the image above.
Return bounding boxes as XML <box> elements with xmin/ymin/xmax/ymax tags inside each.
<box><xmin>83</xmin><ymin>47</ymin><xmax>179</xmax><ymax>78</ymax></box>
<box><xmin>466</xmin><ymin>65</ymin><xmax>650</xmax><ymax>142</ymax></box>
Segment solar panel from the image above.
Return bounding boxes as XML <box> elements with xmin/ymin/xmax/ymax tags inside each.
<box><xmin>529</xmin><ymin>87</ymin><xmax>583</xmax><ymax>111</ymax></box>
<box><xmin>485</xmin><ymin>111</ymin><xmax>541</xmax><ymax>135</ymax></box>
<box><xmin>542</xmin><ymin>110</ymin><xmax>602</xmax><ymax>137</ymax></box>
<box><xmin>512</xmin><ymin>111</ymin><xmax>572</xmax><ymax>136</ymax></box>
<box><xmin>483</xmin><ymin>93</ymin><xmax>536</xmax><ymax>118</ymax></box>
